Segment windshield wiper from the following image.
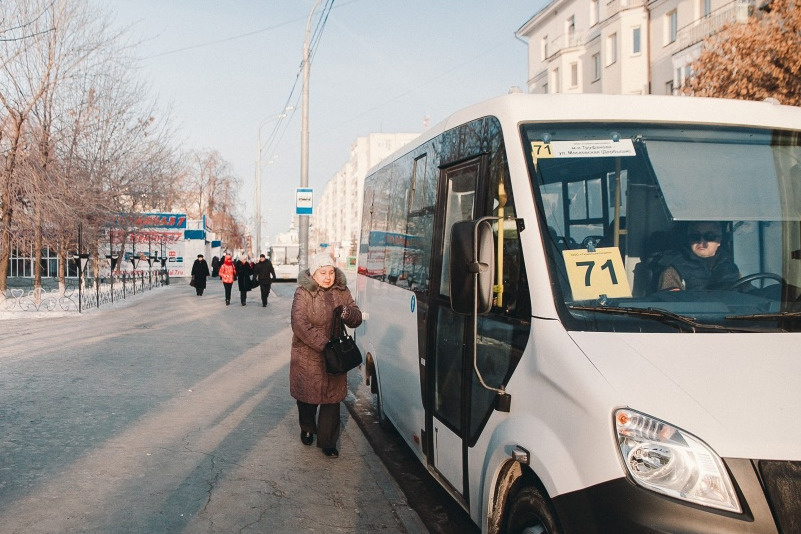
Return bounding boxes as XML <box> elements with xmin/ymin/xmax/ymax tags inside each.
<box><xmin>569</xmin><ymin>305</ymin><xmax>762</xmax><ymax>333</ymax></box>
<box><xmin>726</xmin><ymin>311</ymin><xmax>801</xmax><ymax>321</ymax></box>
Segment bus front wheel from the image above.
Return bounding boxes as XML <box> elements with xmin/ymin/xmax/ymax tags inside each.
<box><xmin>370</xmin><ymin>365</ymin><xmax>392</xmax><ymax>430</ymax></box>
<box><xmin>503</xmin><ymin>484</ymin><xmax>560</xmax><ymax>534</ymax></box>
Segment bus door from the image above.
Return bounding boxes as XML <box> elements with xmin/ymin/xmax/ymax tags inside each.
<box><xmin>426</xmin><ymin>157</ymin><xmax>484</xmax><ymax>502</ymax></box>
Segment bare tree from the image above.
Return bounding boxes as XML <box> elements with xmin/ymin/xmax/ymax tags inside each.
<box><xmin>1</xmin><ymin>0</ymin><xmax>245</xmax><ymax>292</ymax></box>
<box><xmin>175</xmin><ymin>149</ymin><xmax>247</xmax><ymax>251</ymax></box>
<box><xmin>683</xmin><ymin>0</ymin><xmax>801</xmax><ymax>106</ymax></box>
<box><xmin>0</xmin><ymin>0</ymin><xmax>57</xmax><ymax>292</ymax></box>
<box><xmin>24</xmin><ymin>0</ymin><xmax>127</xmax><ymax>292</ymax></box>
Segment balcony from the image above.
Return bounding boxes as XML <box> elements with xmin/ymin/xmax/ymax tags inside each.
<box><xmin>673</xmin><ymin>0</ymin><xmax>753</xmax><ymax>52</ymax></box>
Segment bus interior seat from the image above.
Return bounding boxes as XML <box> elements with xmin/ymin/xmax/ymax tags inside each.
<box><xmin>632</xmin><ymin>230</ymin><xmax>674</xmax><ymax>297</ymax></box>
<box><xmin>548</xmin><ymin>226</ymin><xmax>577</xmax><ymax>250</ymax></box>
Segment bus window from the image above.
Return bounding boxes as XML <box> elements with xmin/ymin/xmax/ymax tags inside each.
<box><xmin>439</xmin><ymin>161</ymin><xmax>479</xmax><ymax>297</ymax></box>
<box><xmin>524</xmin><ymin>123</ymin><xmax>801</xmax><ymax>330</ymax></box>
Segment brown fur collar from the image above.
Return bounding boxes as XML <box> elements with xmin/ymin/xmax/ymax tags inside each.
<box><xmin>297</xmin><ymin>266</ymin><xmax>348</xmax><ymax>295</ymax></box>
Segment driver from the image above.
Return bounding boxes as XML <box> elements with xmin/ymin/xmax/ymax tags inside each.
<box><xmin>657</xmin><ymin>221</ymin><xmax>740</xmax><ymax>291</ymax></box>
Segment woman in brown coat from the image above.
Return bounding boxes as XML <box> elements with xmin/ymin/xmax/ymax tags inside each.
<box><xmin>290</xmin><ymin>252</ymin><xmax>362</xmax><ymax>458</ymax></box>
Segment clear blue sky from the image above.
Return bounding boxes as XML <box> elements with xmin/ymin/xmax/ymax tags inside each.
<box><xmin>105</xmin><ymin>0</ymin><xmax>545</xmax><ymax>247</ymax></box>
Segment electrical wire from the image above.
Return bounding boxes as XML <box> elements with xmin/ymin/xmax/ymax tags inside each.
<box><xmin>258</xmin><ymin>0</ymin><xmax>335</xmax><ymax>167</ymax></box>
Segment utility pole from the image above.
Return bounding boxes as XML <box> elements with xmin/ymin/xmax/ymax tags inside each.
<box><xmin>256</xmin><ymin>108</ymin><xmax>291</xmax><ymax>258</ymax></box>
<box><xmin>254</xmin><ymin>158</ymin><xmax>261</xmax><ymax>257</ymax></box>
<box><xmin>300</xmin><ymin>0</ymin><xmax>322</xmax><ymax>271</ymax></box>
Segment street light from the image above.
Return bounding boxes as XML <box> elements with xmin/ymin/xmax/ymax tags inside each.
<box><xmin>151</xmin><ymin>251</ymin><xmax>160</xmax><ymax>285</ymax></box>
<box><xmin>105</xmin><ymin>252</ymin><xmax>119</xmax><ymax>303</ymax></box>
<box><xmin>145</xmin><ymin>252</ymin><xmax>154</xmax><ymax>287</ymax></box>
<box><xmin>72</xmin><ymin>253</ymin><xmax>89</xmax><ymax>313</ymax></box>
<box><xmin>300</xmin><ymin>0</ymin><xmax>323</xmax><ymax>272</ymax></box>
<box><xmin>256</xmin><ymin>107</ymin><xmax>293</xmax><ymax>257</ymax></box>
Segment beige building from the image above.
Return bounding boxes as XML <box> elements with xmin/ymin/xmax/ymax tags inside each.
<box><xmin>516</xmin><ymin>0</ymin><xmax>754</xmax><ymax>95</ymax></box>
<box><xmin>312</xmin><ymin>132</ymin><xmax>418</xmax><ymax>265</ymax></box>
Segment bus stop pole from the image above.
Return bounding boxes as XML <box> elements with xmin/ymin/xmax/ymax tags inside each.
<box><xmin>299</xmin><ymin>0</ymin><xmax>322</xmax><ymax>272</ymax></box>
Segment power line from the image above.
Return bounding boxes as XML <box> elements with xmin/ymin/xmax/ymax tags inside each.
<box><xmin>143</xmin><ymin>0</ymin><xmax>354</xmax><ymax>60</ymax></box>
<box><xmin>258</xmin><ymin>0</ymin><xmax>335</xmax><ymax>166</ymax></box>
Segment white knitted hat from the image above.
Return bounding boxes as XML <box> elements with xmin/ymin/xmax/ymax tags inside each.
<box><xmin>308</xmin><ymin>252</ymin><xmax>335</xmax><ymax>274</ymax></box>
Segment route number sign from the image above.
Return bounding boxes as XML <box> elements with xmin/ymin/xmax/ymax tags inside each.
<box><xmin>562</xmin><ymin>247</ymin><xmax>632</xmax><ymax>301</ymax></box>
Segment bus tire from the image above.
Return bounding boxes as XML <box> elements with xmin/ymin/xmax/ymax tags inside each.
<box><xmin>371</xmin><ymin>367</ymin><xmax>392</xmax><ymax>430</ymax></box>
<box><xmin>503</xmin><ymin>483</ymin><xmax>560</xmax><ymax>534</ymax></box>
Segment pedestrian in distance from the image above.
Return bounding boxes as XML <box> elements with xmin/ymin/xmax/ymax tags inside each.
<box><xmin>190</xmin><ymin>254</ymin><xmax>210</xmax><ymax>296</ymax></box>
<box><xmin>218</xmin><ymin>253</ymin><xmax>236</xmax><ymax>305</ymax></box>
<box><xmin>290</xmin><ymin>252</ymin><xmax>362</xmax><ymax>458</ymax></box>
<box><xmin>252</xmin><ymin>253</ymin><xmax>277</xmax><ymax>307</ymax></box>
<box><xmin>235</xmin><ymin>257</ymin><xmax>254</xmax><ymax>306</ymax></box>
<box><xmin>211</xmin><ymin>255</ymin><xmax>220</xmax><ymax>278</ymax></box>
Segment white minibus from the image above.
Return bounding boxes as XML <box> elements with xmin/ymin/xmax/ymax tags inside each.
<box><xmin>354</xmin><ymin>93</ymin><xmax>801</xmax><ymax>533</ymax></box>
<box><xmin>268</xmin><ymin>244</ymin><xmax>299</xmax><ymax>281</ymax></box>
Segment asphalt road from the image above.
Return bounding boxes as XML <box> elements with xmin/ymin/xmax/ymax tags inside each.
<box><xmin>0</xmin><ymin>277</ymin><xmax>476</xmax><ymax>533</ymax></box>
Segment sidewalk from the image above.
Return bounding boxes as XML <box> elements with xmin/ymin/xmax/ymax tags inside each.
<box><xmin>0</xmin><ymin>280</ymin><xmax>428</xmax><ymax>533</ymax></box>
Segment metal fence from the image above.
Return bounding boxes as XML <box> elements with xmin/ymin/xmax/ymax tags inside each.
<box><xmin>1</xmin><ymin>269</ymin><xmax>170</xmax><ymax>313</ymax></box>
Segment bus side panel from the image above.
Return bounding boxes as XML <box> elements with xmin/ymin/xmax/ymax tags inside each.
<box><xmin>467</xmin><ymin>319</ymin><xmax>622</xmax><ymax>529</ymax></box>
<box><xmin>357</xmin><ymin>276</ymin><xmax>426</xmax><ymax>461</ymax></box>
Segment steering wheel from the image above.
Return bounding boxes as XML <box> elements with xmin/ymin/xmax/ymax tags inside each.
<box><xmin>554</xmin><ymin>236</ymin><xmax>579</xmax><ymax>250</ymax></box>
<box><xmin>729</xmin><ymin>272</ymin><xmax>784</xmax><ymax>291</ymax></box>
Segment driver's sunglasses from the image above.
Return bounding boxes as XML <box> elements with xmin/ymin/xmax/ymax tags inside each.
<box><xmin>688</xmin><ymin>231</ymin><xmax>720</xmax><ymax>244</ymax></box>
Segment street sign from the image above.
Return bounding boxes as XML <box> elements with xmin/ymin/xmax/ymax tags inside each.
<box><xmin>296</xmin><ymin>188</ymin><xmax>313</xmax><ymax>215</ymax></box>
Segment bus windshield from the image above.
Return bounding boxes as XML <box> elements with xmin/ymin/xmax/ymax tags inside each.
<box><xmin>522</xmin><ymin>123</ymin><xmax>801</xmax><ymax>332</ymax></box>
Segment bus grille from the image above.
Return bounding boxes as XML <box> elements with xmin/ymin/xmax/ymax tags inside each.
<box><xmin>757</xmin><ymin>460</ymin><xmax>801</xmax><ymax>533</ymax></box>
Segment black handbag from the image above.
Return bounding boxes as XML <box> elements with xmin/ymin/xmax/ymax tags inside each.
<box><xmin>324</xmin><ymin>306</ymin><xmax>362</xmax><ymax>375</ymax></box>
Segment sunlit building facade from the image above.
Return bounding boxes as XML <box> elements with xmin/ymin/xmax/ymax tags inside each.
<box><xmin>516</xmin><ymin>0</ymin><xmax>754</xmax><ymax>95</ymax></box>
<box><xmin>312</xmin><ymin>132</ymin><xmax>418</xmax><ymax>267</ymax></box>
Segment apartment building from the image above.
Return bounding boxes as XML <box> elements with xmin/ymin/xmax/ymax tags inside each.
<box><xmin>312</xmin><ymin>132</ymin><xmax>418</xmax><ymax>264</ymax></box>
<box><xmin>517</xmin><ymin>0</ymin><xmax>754</xmax><ymax>95</ymax></box>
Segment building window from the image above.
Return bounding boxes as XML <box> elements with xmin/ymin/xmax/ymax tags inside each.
<box><xmin>553</xmin><ymin>67</ymin><xmax>561</xmax><ymax>93</ymax></box>
<box><xmin>543</xmin><ymin>82</ymin><xmax>549</xmax><ymax>94</ymax></box>
<box><xmin>702</xmin><ymin>0</ymin><xmax>712</xmax><ymax>17</ymax></box>
<box><xmin>542</xmin><ymin>35</ymin><xmax>549</xmax><ymax>60</ymax></box>
<box><xmin>666</xmin><ymin>80</ymin><xmax>675</xmax><ymax>95</ymax></box>
<box><xmin>590</xmin><ymin>0</ymin><xmax>600</xmax><ymax>25</ymax></box>
<box><xmin>593</xmin><ymin>53</ymin><xmax>601</xmax><ymax>81</ymax></box>
<box><xmin>570</xmin><ymin>62</ymin><xmax>579</xmax><ymax>87</ymax></box>
<box><xmin>606</xmin><ymin>33</ymin><xmax>617</xmax><ymax>65</ymax></box>
<box><xmin>566</xmin><ymin>15</ymin><xmax>576</xmax><ymax>44</ymax></box>
<box><xmin>632</xmin><ymin>27</ymin><xmax>641</xmax><ymax>54</ymax></box>
<box><xmin>667</xmin><ymin>10</ymin><xmax>678</xmax><ymax>44</ymax></box>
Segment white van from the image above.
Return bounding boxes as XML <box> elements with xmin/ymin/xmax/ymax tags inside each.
<box><xmin>268</xmin><ymin>244</ymin><xmax>299</xmax><ymax>281</ymax></box>
<box><xmin>354</xmin><ymin>93</ymin><xmax>801</xmax><ymax>533</ymax></box>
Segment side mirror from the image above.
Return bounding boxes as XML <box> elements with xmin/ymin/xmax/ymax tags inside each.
<box><xmin>450</xmin><ymin>219</ymin><xmax>495</xmax><ymax>315</ymax></box>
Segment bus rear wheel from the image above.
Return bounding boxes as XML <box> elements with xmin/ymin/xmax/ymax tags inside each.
<box><xmin>503</xmin><ymin>484</ymin><xmax>560</xmax><ymax>534</ymax></box>
<box><xmin>370</xmin><ymin>366</ymin><xmax>392</xmax><ymax>430</ymax></box>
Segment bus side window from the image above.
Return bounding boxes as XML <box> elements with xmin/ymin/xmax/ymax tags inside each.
<box><xmin>404</xmin><ymin>154</ymin><xmax>434</xmax><ymax>292</ymax></box>
<box><xmin>489</xmin><ymin>175</ymin><xmax>530</xmax><ymax>319</ymax></box>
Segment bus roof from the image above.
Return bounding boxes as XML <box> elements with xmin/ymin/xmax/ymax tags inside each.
<box><xmin>368</xmin><ymin>93</ymin><xmax>801</xmax><ymax>176</ymax></box>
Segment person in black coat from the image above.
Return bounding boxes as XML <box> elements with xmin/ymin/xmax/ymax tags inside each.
<box><xmin>235</xmin><ymin>258</ymin><xmax>254</xmax><ymax>306</ymax></box>
<box><xmin>252</xmin><ymin>253</ymin><xmax>277</xmax><ymax>307</ymax></box>
<box><xmin>211</xmin><ymin>255</ymin><xmax>220</xmax><ymax>278</ymax></box>
<box><xmin>656</xmin><ymin>221</ymin><xmax>740</xmax><ymax>291</ymax></box>
<box><xmin>191</xmin><ymin>254</ymin><xmax>211</xmax><ymax>296</ymax></box>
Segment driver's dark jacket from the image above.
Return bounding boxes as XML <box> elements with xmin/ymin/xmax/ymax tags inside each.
<box><xmin>655</xmin><ymin>248</ymin><xmax>740</xmax><ymax>291</ymax></box>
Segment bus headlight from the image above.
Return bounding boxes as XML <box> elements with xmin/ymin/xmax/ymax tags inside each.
<box><xmin>615</xmin><ymin>409</ymin><xmax>741</xmax><ymax>513</ymax></box>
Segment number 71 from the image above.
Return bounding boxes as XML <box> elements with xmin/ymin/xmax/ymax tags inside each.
<box><xmin>576</xmin><ymin>259</ymin><xmax>618</xmax><ymax>286</ymax></box>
